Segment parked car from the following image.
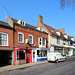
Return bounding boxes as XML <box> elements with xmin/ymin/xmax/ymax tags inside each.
<box><xmin>47</xmin><ymin>52</ymin><xmax>66</xmax><ymax>63</ymax></box>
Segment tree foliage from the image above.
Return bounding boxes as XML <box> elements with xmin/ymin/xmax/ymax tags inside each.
<box><xmin>60</xmin><ymin>0</ymin><xmax>75</xmax><ymax>9</ymax></box>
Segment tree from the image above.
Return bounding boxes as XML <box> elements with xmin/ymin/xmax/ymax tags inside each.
<box><xmin>60</xmin><ymin>0</ymin><xmax>75</xmax><ymax>9</ymax></box>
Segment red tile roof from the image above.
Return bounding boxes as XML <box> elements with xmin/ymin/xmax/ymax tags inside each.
<box><xmin>43</xmin><ymin>24</ymin><xmax>66</xmax><ymax>39</ymax></box>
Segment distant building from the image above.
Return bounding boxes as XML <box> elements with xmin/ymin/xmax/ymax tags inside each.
<box><xmin>37</xmin><ymin>15</ymin><xmax>75</xmax><ymax>56</ymax></box>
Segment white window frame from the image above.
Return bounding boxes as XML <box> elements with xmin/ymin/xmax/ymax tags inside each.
<box><xmin>18</xmin><ymin>32</ymin><xmax>24</xmax><ymax>43</ymax></box>
<box><xmin>20</xmin><ymin>21</ymin><xmax>25</xmax><ymax>26</ymax></box>
<box><xmin>42</xmin><ymin>38</ymin><xmax>46</xmax><ymax>46</ymax></box>
<box><xmin>0</xmin><ymin>32</ymin><xmax>8</xmax><ymax>46</ymax></box>
<box><xmin>38</xmin><ymin>37</ymin><xmax>46</xmax><ymax>46</ymax></box>
<box><xmin>38</xmin><ymin>37</ymin><xmax>42</xmax><ymax>45</ymax></box>
<box><xmin>29</xmin><ymin>35</ymin><xmax>33</xmax><ymax>44</ymax></box>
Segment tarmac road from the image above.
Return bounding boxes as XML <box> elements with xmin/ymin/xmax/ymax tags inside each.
<box><xmin>0</xmin><ymin>56</ymin><xmax>75</xmax><ymax>75</ymax></box>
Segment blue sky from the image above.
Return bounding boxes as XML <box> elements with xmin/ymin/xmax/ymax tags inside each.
<box><xmin>0</xmin><ymin>0</ymin><xmax>75</xmax><ymax>36</ymax></box>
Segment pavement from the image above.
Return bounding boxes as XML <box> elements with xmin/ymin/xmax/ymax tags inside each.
<box><xmin>0</xmin><ymin>61</ymin><xmax>47</xmax><ymax>72</ymax></box>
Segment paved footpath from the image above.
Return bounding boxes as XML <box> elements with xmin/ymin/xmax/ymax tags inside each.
<box><xmin>0</xmin><ymin>61</ymin><xmax>47</xmax><ymax>72</ymax></box>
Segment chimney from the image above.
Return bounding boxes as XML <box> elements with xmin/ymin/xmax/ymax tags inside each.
<box><xmin>38</xmin><ymin>15</ymin><xmax>43</xmax><ymax>24</ymax></box>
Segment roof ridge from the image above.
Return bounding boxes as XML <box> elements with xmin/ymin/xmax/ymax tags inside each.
<box><xmin>43</xmin><ymin>24</ymin><xmax>56</xmax><ymax>31</ymax></box>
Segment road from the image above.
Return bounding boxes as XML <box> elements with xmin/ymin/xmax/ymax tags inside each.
<box><xmin>0</xmin><ymin>56</ymin><xmax>75</xmax><ymax>75</ymax></box>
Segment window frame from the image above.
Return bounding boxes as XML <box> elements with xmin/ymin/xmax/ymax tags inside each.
<box><xmin>38</xmin><ymin>37</ymin><xmax>46</xmax><ymax>46</ymax></box>
<box><xmin>29</xmin><ymin>35</ymin><xmax>33</xmax><ymax>44</ymax></box>
<box><xmin>42</xmin><ymin>38</ymin><xmax>46</xmax><ymax>46</ymax></box>
<box><xmin>16</xmin><ymin>50</ymin><xmax>25</xmax><ymax>61</ymax></box>
<box><xmin>38</xmin><ymin>37</ymin><xmax>42</xmax><ymax>45</ymax></box>
<box><xmin>57</xmin><ymin>37</ymin><xmax>60</xmax><ymax>44</ymax></box>
<box><xmin>18</xmin><ymin>32</ymin><xmax>24</xmax><ymax>43</ymax></box>
<box><xmin>0</xmin><ymin>32</ymin><xmax>8</xmax><ymax>46</ymax></box>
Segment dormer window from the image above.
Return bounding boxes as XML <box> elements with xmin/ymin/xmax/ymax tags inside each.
<box><xmin>20</xmin><ymin>21</ymin><xmax>25</xmax><ymax>26</ymax></box>
<box><xmin>17</xmin><ymin>20</ymin><xmax>25</xmax><ymax>26</ymax></box>
<box><xmin>20</xmin><ymin>21</ymin><xmax>22</xmax><ymax>25</ymax></box>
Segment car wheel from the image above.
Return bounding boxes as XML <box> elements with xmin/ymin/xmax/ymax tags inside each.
<box><xmin>56</xmin><ymin>59</ymin><xmax>59</xmax><ymax>63</ymax></box>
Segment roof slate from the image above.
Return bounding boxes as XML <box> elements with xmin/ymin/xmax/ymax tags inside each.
<box><xmin>0</xmin><ymin>21</ymin><xmax>13</xmax><ymax>28</ymax></box>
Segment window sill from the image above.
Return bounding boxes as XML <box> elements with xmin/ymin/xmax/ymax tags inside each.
<box><xmin>18</xmin><ymin>42</ymin><xmax>24</xmax><ymax>44</ymax></box>
<box><xmin>29</xmin><ymin>43</ymin><xmax>33</xmax><ymax>44</ymax></box>
<box><xmin>0</xmin><ymin>45</ymin><xmax>9</xmax><ymax>47</ymax></box>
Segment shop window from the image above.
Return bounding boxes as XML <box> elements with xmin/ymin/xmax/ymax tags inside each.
<box><xmin>0</xmin><ymin>32</ymin><xmax>8</xmax><ymax>46</ymax></box>
<box><xmin>29</xmin><ymin>35</ymin><xmax>33</xmax><ymax>44</ymax></box>
<box><xmin>16</xmin><ymin>50</ymin><xmax>18</xmax><ymax>60</ymax></box>
<box><xmin>37</xmin><ymin>50</ymin><xmax>47</xmax><ymax>57</ymax></box>
<box><xmin>18</xmin><ymin>32</ymin><xmax>24</xmax><ymax>43</ymax></box>
<box><xmin>16</xmin><ymin>50</ymin><xmax>25</xmax><ymax>60</ymax></box>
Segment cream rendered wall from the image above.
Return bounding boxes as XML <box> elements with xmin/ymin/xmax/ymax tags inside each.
<box><xmin>49</xmin><ymin>35</ymin><xmax>64</xmax><ymax>47</ymax></box>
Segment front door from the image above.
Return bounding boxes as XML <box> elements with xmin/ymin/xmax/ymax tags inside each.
<box><xmin>27</xmin><ymin>51</ymin><xmax>31</xmax><ymax>63</ymax></box>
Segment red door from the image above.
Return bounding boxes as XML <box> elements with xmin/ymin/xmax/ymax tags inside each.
<box><xmin>26</xmin><ymin>50</ymin><xmax>32</xmax><ymax>63</ymax></box>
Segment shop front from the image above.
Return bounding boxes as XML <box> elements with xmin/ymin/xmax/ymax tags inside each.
<box><xmin>32</xmin><ymin>48</ymin><xmax>49</xmax><ymax>62</ymax></box>
<box><xmin>14</xmin><ymin>47</ymin><xmax>32</xmax><ymax>65</ymax></box>
<box><xmin>63</xmin><ymin>45</ymin><xmax>74</xmax><ymax>56</ymax></box>
<box><xmin>54</xmin><ymin>46</ymin><xmax>63</xmax><ymax>55</ymax></box>
<box><xmin>64</xmin><ymin>48</ymin><xmax>70</xmax><ymax>56</ymax></box>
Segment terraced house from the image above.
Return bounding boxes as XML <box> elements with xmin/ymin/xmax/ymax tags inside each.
<box><xmin>37</xmin><ymin>15</ymin><xmax>75</xmax><ymax>56</ymax></box>
<box><xmin>0</xmin><ymin>21</ymin><xmax>13</xmax><ymax>66</ymax></box>
<box><xmin>0</xmin><ymin>15</ymin><xmax>75</xmax><ymax>66</ymax></box>
<box><xmin>6</xmin><ymin>16</ymin><xmax>49</xmax><ymax>65</ymax></box>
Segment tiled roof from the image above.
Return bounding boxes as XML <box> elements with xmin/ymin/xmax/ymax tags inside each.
<box><xmin>25</xmin><ymin>23</ymin><xmax>37</xmax><ymax>30</ymax></box>
<box><xmin>10</xmin><ymin>17</ymin><xmax>37</xmax><ymax>30</ymax></box>
<box><xmin>43</xmin><ymin>24</ymin><xmax>59</xmax><ymax>36</ymax></box>
<box><xmin>11</xmin><ymin>17</ymin><xmax>18</xmax><ymax>23</ymax></box>
<box><xmin>0</xmin><ymin>21</ymin><xmax>12</xmax><ymax>28</ymax></box>
<box><xmin>43</xmin><ymin>24</ymin><xmax>67</xmax><ymax>39</ymax></box>
<box><xmin>10</xmin><ymin>17</ymin><xmax>47</xmax><ymax>34</ymax></box>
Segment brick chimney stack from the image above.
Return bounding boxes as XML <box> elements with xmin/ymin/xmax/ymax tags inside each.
<box><xmin>37</xmin><ymin>15</ymin><xmax>43</xmax><ymax>27</ymax></box>
<box><xmin>38</xmin><ymin>15</ymin><xmax>43</xmax><ymax>23</ymax></box>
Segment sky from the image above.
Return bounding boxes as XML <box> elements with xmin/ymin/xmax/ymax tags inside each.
<box><xmin>0</xmin><ymin>0</ymin><xmax>75</xmax><ymax>36</ymax></box>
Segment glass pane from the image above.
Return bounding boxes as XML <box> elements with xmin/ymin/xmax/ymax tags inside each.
<box><xmin>0</xmin><ymin>33</ymin><xmax>7</xmax><ymax>46</ymax></box>
<box><xmin>0</xmin><ymin>40</ymin><xmax>2</xmax><ymax>45</ymax></box>
<box><xmin>19</xmin><ymin>34</ymin><xmax>23</xmax><ymax>42</ymax></box>
<box><xmin>37</xmin><ymin>50</ymin><xmax>41</xmax><ymax>57</ymax></box>
<box><xmin>43</xmin><ymin>38</ymin><xmax>46</xmax><ymax>45</ymax></box>
<box><xmin>16</xmin><ymin>50</ymin><xmax>18</xmax><ymax>60</ymax></box>
<box><xmin>19</xmin><ymin>50</ymin><xmax>25</xmax><ymax>60</ymax></box>
<box><xmin>29</xmin><ymin>36</ymin><xmax>32</xmax><ymax>44</ymax></box>
<box><xmin>27</xmin><ymin>53</ymin><xmax>30</xmax><ymax>57</ymax></box>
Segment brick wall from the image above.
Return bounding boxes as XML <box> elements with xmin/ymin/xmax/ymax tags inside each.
<box><xmin>0</xmin><ymin>27</ymin><xmax>13</xmax><ymax>49</ymax></box>
<box><xmin>14</xmin><ymin>24</ymin><xmax>48</xmax><ymax>48</ymax></box>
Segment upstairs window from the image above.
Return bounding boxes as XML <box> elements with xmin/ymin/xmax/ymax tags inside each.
<box><xmin>0</xmin><ymin>32</ymin><xmax>8</xmax><ymax>46</ymax></box>
<box><xmin>57</xmin><ymin>37</ymin><xmax>60</xmax><ymax>44</ymax></box>
<box><xmin>39</xmin><ymin>37</ymin><xmax>46</xmax><ymax>46</ymax></box>
<box><xmin>43</xmin><ymin>38</ymin><xmax>46</xmax><ymax>45</ymax></box>
<box><xmin>20</xmin><ymin>21</ymin><xmax>25</xmax><ymax>26</ymax></box>
<box><xmin>29</xmin><ymin>35</ymin><xmax>33</xmax><ymax>44</ymax></box>
<box><xmin>18</xmin><ymin>32</ymin><xmax>24</xmax><ymax>43</ymax></box>
<box><xmin>39</xmin><ymin>38</ymin><xmax>42</xmax><ymax>45</ymax></box>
